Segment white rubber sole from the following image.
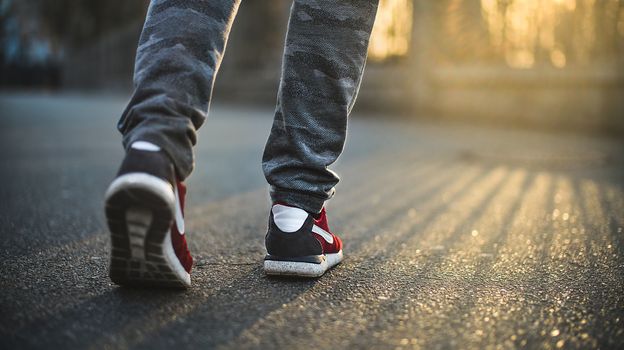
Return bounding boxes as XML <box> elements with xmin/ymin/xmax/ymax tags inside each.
<box><xmin>105</xmin><ymin>173</ymin><xmax>191</xmax><ymax>288</ymax></box>
<box><xmin>105</xmin><ymin>173</ymin><xmax>175</xmax><ymax>206</ymax></box>
<box><xmin>264</xmin><ymin>250</ymin><xmax>343</xmax><ymax>277</ymax></box>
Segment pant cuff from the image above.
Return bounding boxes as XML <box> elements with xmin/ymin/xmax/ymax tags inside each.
<box><xmin>269</xmin><ymin>187</ymin><xmax>327</xmax><ymax>214</ymax></box>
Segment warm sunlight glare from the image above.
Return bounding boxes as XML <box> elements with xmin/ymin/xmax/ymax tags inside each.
<box><xmin>368</xmin><ymin>0</ymin><xmax>623</xmax><ymax>66</ymax></box>
<box><xmin>481</xmin><ymin>0</ymin><xmax>594</xmax><ymax>69</ymax></box>
<box><xmin>368</xmin><ymin>0</ymin><xmax>413</xmax><ymax>61</ymax></box>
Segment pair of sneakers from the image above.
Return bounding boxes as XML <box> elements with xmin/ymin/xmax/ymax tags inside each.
<box><xmin>104</xmin><ymin>144</ymin><xmax>343</xmax><ymax>288</ymax></box>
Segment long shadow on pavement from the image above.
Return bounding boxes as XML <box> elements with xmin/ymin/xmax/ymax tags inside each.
<box><xmin>6</xmin><ymin>264</ymin><xmax>318</xmax><ymax>349</ymax></box>
<box><xmin>216</xmin><ymin>164</ymin><xmax>498</xmax><ymax>348</ymax></box>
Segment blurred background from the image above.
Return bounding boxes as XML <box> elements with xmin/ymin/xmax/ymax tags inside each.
<box><xmin>2</xmin><ymin>3</ymin><xmax>624</xmax><ymax>348</ymax></box>
<box><xmin>1</xmin><ymin>0</ymin><xmax>623</xmax><ymax>134</ymax></box>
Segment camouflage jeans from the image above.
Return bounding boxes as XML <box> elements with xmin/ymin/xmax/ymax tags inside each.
<box><xmin>117</xmin><ymin>0</ymin><xmax>379</xmax><ymax>213</ymax></box>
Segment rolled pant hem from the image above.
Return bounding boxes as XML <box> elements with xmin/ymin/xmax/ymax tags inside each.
<box><xmin>270</xmin><ymin>188</ymin><xmax>327</xmax><ymax>214</ymax></box>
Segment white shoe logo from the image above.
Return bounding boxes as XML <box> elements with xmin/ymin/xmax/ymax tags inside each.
<box><xmin>312</xmin><ymin>225</ymin><xmax>333</xmax><ymax>244</ymax></box>
<box><xmin>173</xmin><ymin>184</ymin><xmax>185</xmax><ymax>235</ymax></box>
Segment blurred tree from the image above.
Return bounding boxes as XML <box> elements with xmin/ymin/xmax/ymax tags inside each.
<box><xmin>431</xmin><ymin>0</ymin><xmax>624</xmax><ymax>68</ymax></box>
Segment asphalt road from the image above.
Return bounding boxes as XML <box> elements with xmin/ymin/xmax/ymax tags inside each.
<box><xmin>1</xmin><ymin>93</ymin><xmax>623</xmax><ymax>349</ymax></box>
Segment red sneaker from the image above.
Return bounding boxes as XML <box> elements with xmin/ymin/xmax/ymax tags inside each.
<box><xmin>264</xmin><ymin>206</ymin><xmax>343</xmax><ymax>277</ymax></box>
<box><xmin>105</xmin><ymin>147</ymin><xmax>193</xmax><ymax>288</ymax></box>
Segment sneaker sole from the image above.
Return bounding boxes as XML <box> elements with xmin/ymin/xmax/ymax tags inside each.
<box><xmin>105</xmin><ymin>173</ymin><xmax>191</xmax><ymax>288</ymax></box>
<box><xmin>263</xmin><ymin>250</ymin><xmax>343</xmax><ymax>277</ymax></box>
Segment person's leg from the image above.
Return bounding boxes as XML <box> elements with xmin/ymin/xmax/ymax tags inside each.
<box><xmin>263</xmin><ymin>0</ymin><xmax>378</xmax><ymax>277</ymax></box>
<box><xmin>106</xmin><ymin>0</ymin><xmax>241</xmax><ymax>288</ymax></box>
<box><xmin>262</xmin><ymin>0</ymin><xmax>379</xmax><ymax>214</ymax></box>
<box><xmin>118</xmin><ymin>0</ymin><xmax>241</xmax><ymax>179</ymax></box>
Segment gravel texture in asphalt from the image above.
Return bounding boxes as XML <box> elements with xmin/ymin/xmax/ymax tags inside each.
<box><xmin>1</xmin><ymin>94</ymin><xmax>623</xmax><ymax>349</ymax></box>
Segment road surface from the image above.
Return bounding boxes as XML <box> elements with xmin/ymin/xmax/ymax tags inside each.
<box><xmin>1</xmin><ymin>93</ymin><xmax>623</xmax><ymax>349</ymax></box>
